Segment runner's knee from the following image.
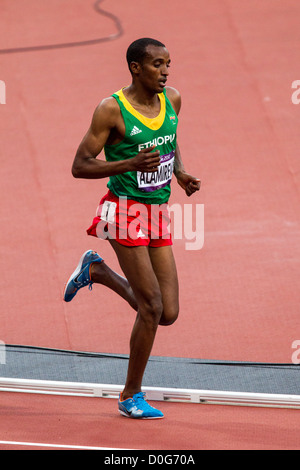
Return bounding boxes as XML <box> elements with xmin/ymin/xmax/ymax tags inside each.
<box><xmin>159</xmin><ymin>306</ymin><xmax>179</xmax><ymax>326</ymax></box>
<box><xmin>138</xmin><ymin>294</ymin><xmax>163</xmax><ymax>326</ymax></box>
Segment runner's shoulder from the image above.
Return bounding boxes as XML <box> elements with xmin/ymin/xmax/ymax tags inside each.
<box><xmin>165</xmin><ymin>86</ymin><xmax>181</xmax><ymax>114</ymax></box>
<box><xmin>165</xmin><ymin>86</ymin><xmax>181</xmax><ymax>98</ymax></box>
<box><xmin>92</xmin><ymin>96</ymin><xmax>121</xmax><ymax>129</ymax></box>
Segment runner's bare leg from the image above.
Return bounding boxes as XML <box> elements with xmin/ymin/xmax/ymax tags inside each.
<box><xmin>90</xmin><ymin>261</ymin><xmax>138</xmax><ymax>311</ymax></box>
<box><xmin>91</xmin><ymin>246</ymin><xmax>179</xmax><ymax>324</ymax></box>
<box><xmin>90</xmin><ymin>242</ymin><xmax>179</xmax><ymax>399</ymax></box>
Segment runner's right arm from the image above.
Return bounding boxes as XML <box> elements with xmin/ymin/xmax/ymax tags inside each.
<box><xmin>72</xmin><ymin>98</ymin><xmax>161</xmax><ymax>179</ymax></box>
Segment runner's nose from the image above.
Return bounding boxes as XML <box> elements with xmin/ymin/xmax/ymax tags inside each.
<box><xmin>162</xmin><ymin>65</ymin><xmax>169</xmax><ymax>76</ymax></box>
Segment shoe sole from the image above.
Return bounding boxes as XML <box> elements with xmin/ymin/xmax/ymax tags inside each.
<box><xmin>118</xmin><ymin>410</ymin><xmax>164</xmax><ymax>419</ymax></box>
<box><xmin>63</xmin><ymin>250</ymin><xmax>92</xmax><ymax>301</ymax></box>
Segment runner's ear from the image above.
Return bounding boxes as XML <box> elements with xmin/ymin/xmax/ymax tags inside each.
<box><xmin>130</xmin><ymin>61</ymin><xmax>141</xmax><ymax>75</ymax></box>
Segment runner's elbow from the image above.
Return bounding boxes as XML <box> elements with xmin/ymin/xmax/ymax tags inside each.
<box><xmin>72</xmin><ymin>157</ymin><xmax>87</xmax><ymax>178</ymax></box>
<box><xmin>72</xmin><ymin>164</ymin><xmax>82</xmax><ymax>178</ymax></box>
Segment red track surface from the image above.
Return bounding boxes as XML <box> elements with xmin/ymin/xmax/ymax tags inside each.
<box><xmin>1</xmin><ymin>392</ymin><xmax>300</xmax><ymax>450</ymax></box>
<box><xmin>1</xmin><ymin>0</ymin><xmax>300</xmax><ymax>450</ymax></box>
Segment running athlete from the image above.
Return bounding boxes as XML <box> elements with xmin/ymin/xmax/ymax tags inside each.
<box><xmin>64</xmin><ymin>38</ymin><xmax>200</xmax><ymax>419</ymax></box>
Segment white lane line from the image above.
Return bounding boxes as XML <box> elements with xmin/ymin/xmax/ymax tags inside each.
<box><xmin>0</xmin><ymin>440</ymin><xmax>132</xmax><ymax>450</ymax></box>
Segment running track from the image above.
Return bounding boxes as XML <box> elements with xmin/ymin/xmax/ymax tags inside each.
<box><xmin>1</xmin><ymin>0</ymin><xmax>300</xmax><ymax>450</ymax></box>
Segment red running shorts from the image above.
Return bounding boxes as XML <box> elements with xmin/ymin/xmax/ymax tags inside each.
<box><xmin>87</xmin><ymin>191</ymin><xmax>172</xmax><ymax>247</ymax></box>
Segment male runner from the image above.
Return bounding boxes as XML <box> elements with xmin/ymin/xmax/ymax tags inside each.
<box><xmin>64</xmin><ymin>38</ymin><xmax>200</xmax><ymax>419</ymax></box>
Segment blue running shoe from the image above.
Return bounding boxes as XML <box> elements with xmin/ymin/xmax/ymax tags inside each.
<box><xmin>64</xmin><ymin>250</ymin><xmax>103</xmax><ymax>302</ymax></box>
<box><xmin>118</xmin><ymin>392</ymin><xmax>164</xmax><ymax>419</ymax></box>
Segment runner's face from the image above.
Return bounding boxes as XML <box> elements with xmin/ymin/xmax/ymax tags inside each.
<box><xmin>139</xmin><ymin>45</ymin><xmax>171</xmax><ymax>93</ymax></box>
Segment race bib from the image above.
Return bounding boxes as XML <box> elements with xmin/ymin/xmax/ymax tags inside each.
<box><xmin>137</xmin><ymin>150</ymin><xmax>175</xmax><ymax>192</ymax></box>
<box><xmin>100</xmin><ymin>200</ymin><xmax>117</xmax><ymax>223</ymax></box>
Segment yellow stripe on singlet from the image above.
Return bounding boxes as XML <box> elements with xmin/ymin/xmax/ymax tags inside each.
<box><xmin>115</xmin><ymin>88</ymin><xmax>166</xmax><ymax>130</ymax></box>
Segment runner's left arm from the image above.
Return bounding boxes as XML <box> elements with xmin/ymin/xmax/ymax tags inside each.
<box><xmin>166</xmin><ymin>87</ymin><xmax>201</xmax><ymax>197</ymax></box>
<box><xmin>174</xmin><ymin>145</ymin><xmax>201</xmax><ymax>197</ymax></box>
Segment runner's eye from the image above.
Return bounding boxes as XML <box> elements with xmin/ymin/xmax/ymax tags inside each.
<box><xmin>153</xmin><ymin>62</ymin><xmax>171</xmax><ymax>69</ymax></box>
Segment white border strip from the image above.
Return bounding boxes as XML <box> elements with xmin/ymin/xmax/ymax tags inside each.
<box><xmin>0</xmin><ymin>440</ymin><xmax>131</xmax><ymax>450</ymax></box>
<box><xmin>0</xmin><ymin>377</ymin><xmax>300</xmax><ymax>409</ymax></box>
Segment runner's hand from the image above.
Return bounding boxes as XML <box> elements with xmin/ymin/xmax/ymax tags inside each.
<box><xmin>130</xmin><ymin>146</ymin><xmax>161</xmax><ymax>173</ymax></box>
<box><xmin>176</xmin><ymin>171</ymin><xmax>201</xmax><ymax>196</ymax></box>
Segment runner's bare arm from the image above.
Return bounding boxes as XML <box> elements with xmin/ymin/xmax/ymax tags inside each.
<box><xmin>72</xmin><ymin>98</ymin><xmax>161</xmax><ymax>179</ymax></box>
<box><xmin>166</xmin><ymin>87</ymin><xmax>201</xmax><ymax>197</ymax></box>
<box><xmin>174</xmin><ymin>145</ymin><xmax>201</xmax><ymax>196</ymax></box>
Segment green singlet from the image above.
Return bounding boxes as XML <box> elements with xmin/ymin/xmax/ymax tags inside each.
<box><xmin>104</xmin><ymin>87</ymin><xmax>178</xmax><ymax>204</ymax></box>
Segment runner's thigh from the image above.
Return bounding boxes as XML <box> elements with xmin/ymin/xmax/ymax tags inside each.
<box><xmin>148</xmin><ymin>245</ymin><xmax>179</xmax><ymax>325</ymax></box>
<box><xmin>109</xmin><ymin>240</ymin><xmax>163</xmax><ymax>314</ymax></box>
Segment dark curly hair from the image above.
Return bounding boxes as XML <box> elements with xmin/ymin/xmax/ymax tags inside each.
<box><xmin>126</xmin><ymin>38</ymin><xmax>166</xmax><ymax>73</ymax></box>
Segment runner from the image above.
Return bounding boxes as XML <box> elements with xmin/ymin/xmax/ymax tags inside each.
<box><xmin>64</xmin><ymin>38</ymin><xmax>200</xmax><ymax>419</ymax></box>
